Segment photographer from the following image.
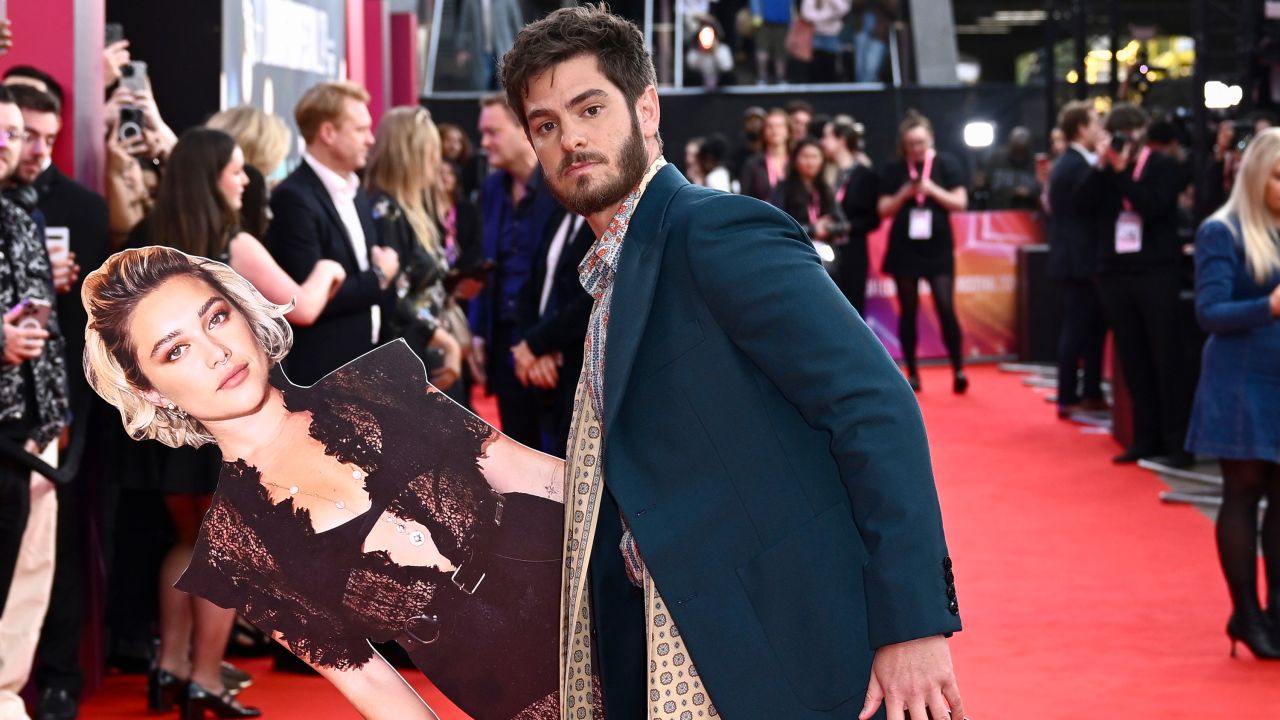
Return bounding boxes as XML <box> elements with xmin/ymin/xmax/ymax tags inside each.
<box><xmin>1080</xmin><ymin>103</ymin><xmax>1191</xmax><ymax>468</ymax></box>
<box><xmin>103</xmin><ymin>59</ymin><xmax>176</xmax><ymax>247</ymax></box>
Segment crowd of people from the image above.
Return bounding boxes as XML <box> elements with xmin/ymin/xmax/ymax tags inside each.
<box><xmin>0</xmin><ymin>4</ymin><xmax>1277</xmax><ymax>720</ymax></box>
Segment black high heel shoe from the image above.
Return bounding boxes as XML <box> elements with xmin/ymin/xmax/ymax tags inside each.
<box><xmin>147</xmin><ymin>668</ymin><xmax>188</xmax><ymax>712</ymax></box>
<box><xmin>953</xmin><ymin>370</ymin><xmax>969</xmax><ymax>395</ymax></box>
<box><xmin>1227</xmin><ymin>612</ymin><xmax>1280</xmax><ymax>659</ymax></box>
<box><xmin>907</xmin><ymin>373</ymin><xmax>922</xmax><ymax>393</ymax></box>
<box><xmin>182</xmin><ymin>681</ymin><xmax>262</xmax><ymax>720</ymax></box>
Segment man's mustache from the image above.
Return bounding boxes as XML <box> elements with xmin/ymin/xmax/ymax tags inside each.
<box><xmin>559</xmin><ymin>151</ymin><xmax>608</xmax><ymax>176</ymax></box>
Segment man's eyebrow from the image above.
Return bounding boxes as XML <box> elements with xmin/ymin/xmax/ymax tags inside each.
<box><xmin>526</xmin><ymin>89</ymin><xmax>609</xmax><ymax>124</ymax></box>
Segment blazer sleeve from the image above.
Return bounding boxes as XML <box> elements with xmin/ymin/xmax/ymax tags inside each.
<box><xmin>682</xmin><ymin>193</ymin><xmax>960</xmax><ymax>648</ymax></box>
<box><xmin>842</xmin><ymin>167</ymin><xmax>882</xmax><ymax>237</ymax></box>
<box><xmin>266</xmin><ymin>185</ymin><xmax>383</xmax><ymax>319</ymax></box>
<box><xmin>1194</xmin><ymin>219</ymin><xmax>1275</xmax><ymax>334</ymax></box>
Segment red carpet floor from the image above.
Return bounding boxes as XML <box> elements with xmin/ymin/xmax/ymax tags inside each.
<box><xmin>77</xmin><ymin>367</ymin><xmax>1280</xmax><ymax>718</ymax></box>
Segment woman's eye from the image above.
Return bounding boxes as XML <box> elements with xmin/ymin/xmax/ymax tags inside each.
<box><xmin>166</xmin><ymin>344</ymin><xmax>187</xmax><ymax>362</ymax></box>
<box><xmin>209</xmin><ymin>310</ymin><xmax>228</xmax><ymax>329</ymax></box>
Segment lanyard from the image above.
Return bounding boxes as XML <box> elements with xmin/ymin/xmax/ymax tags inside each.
<box><xmin>807</xmin><ymin>190</ymin><xmax>821</xmax><ymax>227</ymax></box>
<box><xmin>766</xmin><ymin>154</ymin><xmax>786</xmax><ymax>189</ymax></box>
<box><xmin>907</xmin><ymin>150</ymin><xmax>935</xmax><ymax>206</ymax></box>
<box><xmin>1121</xmin><ymin>146</ymin><xmax>1152</xmax><ymax>212</ymax></box>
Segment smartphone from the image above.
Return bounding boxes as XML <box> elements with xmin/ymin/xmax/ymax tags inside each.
<box><xmin>13</xmin><ymin>298</ymin><xmax>51</xmax><ymax>330</ymax></box>
<box><xmin>44</xmin><ymin>227</ymin><xmax>70</xmax><ymax>262</ymax></box>
<box><xmin>120</xmin><ymin>60</ymin><xmax>148</xmax><ymax>94</ymax></box>
<box><xmin>1110</xmin><ymin>134</ymin><xmax>1128</xmax><ymax>153</ymax></box>
<box><xmin>118</xmin><ymin>106</ymin><xmax>145</xmax><ymax>144</ymax></box>
<box><xmin>105</xmin><ymin>22</ymin><xmax>124</xmax><ymax>46</ymax></box>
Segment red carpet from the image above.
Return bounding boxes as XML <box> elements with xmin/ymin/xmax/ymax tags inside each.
<box><xmin>77</xmin><ymin>370</ymin><xmax>1280</xmax><ymax>718</ymax></box>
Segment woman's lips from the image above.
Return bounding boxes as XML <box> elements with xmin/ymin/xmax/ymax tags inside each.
<box><xmin>218</xmin><ymin>363</ymin><xmax>249</xmax><ymax>391</ymax></box>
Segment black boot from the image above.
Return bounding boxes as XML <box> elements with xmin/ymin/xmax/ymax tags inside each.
<box><xmin>1227</xmin><ymin>610</ymin><xmax>1280</xmax><ymax>659</ymax></box>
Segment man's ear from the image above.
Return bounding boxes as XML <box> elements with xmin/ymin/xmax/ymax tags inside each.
<box><xmin>636</xmin><ymin>86</ymin><xmax>661</xmax><ymax>141</ymax></box>
<box><xmin>316</xmin><ymin>120</ymin><xmax>336</xmax><ymax>146</ymax></box>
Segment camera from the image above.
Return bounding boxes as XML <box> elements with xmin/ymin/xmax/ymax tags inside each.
<box><xmin>1110</xmin><ymin>134</ymin><xmax>1128</xmax><ymax>153</ymax></box>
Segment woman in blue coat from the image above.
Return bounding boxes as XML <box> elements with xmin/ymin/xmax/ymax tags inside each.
<box><xmin>1187</xmin><ymin>127</ymin><xmax>1280</xmax><ymax>659</ymax></box>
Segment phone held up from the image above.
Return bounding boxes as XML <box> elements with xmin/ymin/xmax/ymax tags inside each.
<box><xmin>118</xmin><ymin>60</ymin><xmax>148</xmax><ymax>147</ymax></box>
<box><xmin>12</xmin><ymin>298</ymin><xmax>52</xmax><ymax>331</ymax></box>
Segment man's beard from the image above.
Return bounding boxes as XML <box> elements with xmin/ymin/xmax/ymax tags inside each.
<box><xmin>546</xmin><ymin>113</ymin><xmax>649</xmax><ymax>217</ymax></box>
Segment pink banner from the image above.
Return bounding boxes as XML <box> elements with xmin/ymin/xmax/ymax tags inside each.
<box><xmin>862</xmin><ymin>210</ymin><xmax>1045</xmax><ymax>361</ymax></box>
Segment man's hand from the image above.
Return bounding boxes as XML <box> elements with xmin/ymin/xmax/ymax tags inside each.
<box><xmin>859</xmin><ymin>635</ymin><xmax>964</xmax><ymax>720</ymax></box>
<box><xmin>51</xmin><ymin>251</ymin><xmax>80</xmax><ymax>295</ymax></box>
<box><xmin>527</xmin><ymin>354</ymin><xmax>560</xmax><ymax>390</ymax></box>
<box><xmin>511</xmin><ymin>340</ymin><xmax>537</xmax><ymax>386</ymax></box>
<box><xmin>468</xmin><ymin>337</ymin><xmax>487</xmax><ymax>386</ymax></box>
<box><xmin>3</xmin><ymin>305</ymin><xmax>48</xmax><ymax>365</ymax></box>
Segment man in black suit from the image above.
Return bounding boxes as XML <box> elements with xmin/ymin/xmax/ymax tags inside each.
<box><xmin>1080</xmin><ymin>103</ymin><xmax>1193</xmax><ymax>468</ymax></box>
<box><xmin>1046</xmin><ymin>100</ymin><xmax>1108</xmax><ymax>419</ymax></box>
<box><xmin>513</xmin><ymin>208</ymin><xmax>595</xmax><ymax>454</ymax></box>
<box><xmin>267</xmin><ymin>82</ymin><xmax>399</xmax><ymax>385</ymax></box>
<box><xmin>3</xmin><ymin>81</ymin><xmax>109</xmax><ymax>720</ymax></box>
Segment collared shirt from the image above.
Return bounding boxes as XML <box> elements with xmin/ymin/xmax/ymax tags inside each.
<box><xmin>579</xmin><ymin>157</ymin><xmax>668</xmax><ymax>424</ymax></box>
<box><xmin>1070</xmin><ymin>142</ymin><xmax>1099</xmax><ymax>167</ymax></box>
<box><xmin>474</xmin><ymin>167</ymin><xmax>559</xmax><ymax>343</ymax></box>
<box><xmin>539</xmin><ymin>213</ymin><xmax>585</xmax><ymax>317</ymax></box>
<box><xmin>302</xmin><ymin>151</ymin><xmax>379</xmax><ymax>342</ymax></box>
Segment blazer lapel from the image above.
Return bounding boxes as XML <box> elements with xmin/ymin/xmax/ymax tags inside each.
<box><xmin>298</xmin><ymin>162</ymin><xmax>361</xmax><ymax>269</ymax></box>
<box><xmin>603</xmin><ymin>164</ymin><xmax>686</xmax><ymax>436</ymax></box>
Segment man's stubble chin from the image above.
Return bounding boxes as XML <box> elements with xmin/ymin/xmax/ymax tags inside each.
<box><xmin>546</xmin><ymin>119</ymin><xmax>649</xmax><ymax>217</ymax></box>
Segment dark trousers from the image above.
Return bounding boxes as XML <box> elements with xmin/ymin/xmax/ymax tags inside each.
<box><xmin>489</xmin><ymin>322</ymin><xmax>543</xmax><ymax>450</ymax></box>
<box><xmin>1056</xmin><ymin>278</ymin><xmax>1107</xmax><ymax>407</ymax></box>
<box><xmin>1097</xmin><ymin>270</ymin><xmax>1186</xmax><ymax>455</ymax></box>
<box><xmin>835</xmin><ymin>240</ymin><xmax>869</xmax><ymax>316</ymax></box>
<box><xmin>0</xmin><ymin>455</ymin><xmax>30</xmax><ymax>612</ymax></box>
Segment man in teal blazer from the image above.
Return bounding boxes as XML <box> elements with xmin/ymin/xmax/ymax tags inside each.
<box><xmin>503</xmin><ymin>7</ymin><xmax>964</xmax><ymax>719</ymax></box>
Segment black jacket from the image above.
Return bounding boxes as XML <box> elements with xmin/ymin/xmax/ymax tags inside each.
<box><xmin>1079</xmin><ymin>148</ymin><xmax>1184</xmax><ymax>275</ymax></box>
<box><xmin>31</xmin><ymin>165</ymin><xmax>109</xmax><ymax>406</ymax></box>
<box><xmin>517</xmin><ymin>208</ymin><xmax>595</xmax><ymax>374</ymax></box>
<box><xmin>266</xmin><ymin>161</ymin><xmax>388</xmax><ymax>385</ymax></box>
<box><xmin>1046</xmin><ymin>147</ymin><xmax>1099</xmax><ymax>280</ymax></box>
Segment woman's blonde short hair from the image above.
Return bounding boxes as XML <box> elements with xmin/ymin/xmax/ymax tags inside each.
<box><xmin>1213</xmin><ymin>127</ymin><xmax>1280</xmax><ymax>283</ymax></box>
<box><xmin>207</xmin><ymin>105</ymin><xmax>291</xmax><ymax>175</ymax></box>
<box><xmin>82</xmin><ymin>246</ymin><xmax>294</xmax><ymax>449</ymax></box>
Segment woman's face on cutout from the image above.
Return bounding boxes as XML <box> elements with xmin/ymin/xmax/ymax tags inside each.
<box><xmin>128</xmin><ymin>274</ymin><xmax>271</xmax><ymax>425</ymax></box>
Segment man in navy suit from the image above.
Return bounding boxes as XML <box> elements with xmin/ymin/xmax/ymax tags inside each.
<box><xmin>503</xmin><ymin>7</ymin><xmax>964</xmax><ymax>720</ymax></box>
<box><xmin>1047</xmin><ymin>100</ymin><xmax>1109</xmax><ymax>419</ymax></box>
<box><xmin>267</xmin><ymin>82</ymin><xmax>400</xmax><ymax>386</ymax></box>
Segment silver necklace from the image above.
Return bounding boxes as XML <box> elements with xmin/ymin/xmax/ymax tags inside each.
<box><xmin>261</xmin><ymin>468</ymin><xmax>427</xmax><ymax>546</ymax></box>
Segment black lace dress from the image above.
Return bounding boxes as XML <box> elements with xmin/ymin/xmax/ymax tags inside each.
<box><xmin>175</xmin><ymin>341</ymin><xmax>563</xmax><ymax>719</ymax></box>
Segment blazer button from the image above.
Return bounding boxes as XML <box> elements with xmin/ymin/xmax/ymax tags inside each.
<box><xmin>943</xmin><ymin>556</ymin><xmax>953</xmax><ymax>570</ymax></box>
<box><xmin>948</xmin><ymin>601</ymin><xmax>959</xmax><ymax>615</ymax></box>
<box><xmin>946</xmin><ymin>586</ymin><xmax>957</xmax><ymax>599</ymax></box>
<box><xmin>944</xmin><ymin>570</ymin><xmax>955</xmax><ymax>583</ymax></box>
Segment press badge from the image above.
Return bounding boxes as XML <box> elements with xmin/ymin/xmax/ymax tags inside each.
<box><xmin>1114</xmin><ymin>211</ymin><xmax>1142</xmax><ymax>254</ymax></box>
<box><xmin>908</xmin><ymin>208</ymin><xmax>933</xmax><ymax>240</ymax></box>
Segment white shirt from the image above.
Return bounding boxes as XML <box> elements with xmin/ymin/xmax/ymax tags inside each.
<box><xmin>1070</xmin><ymin>142</ymin><xmax>1099</xmax><ymax>167</ymax></box>
<box><xmin>303</xmin><ymin>151</ymin><xmax>380</xmax><ymax>342</ymax></box>
<box><xmin>540</xmin><ymin>214</ymin><xmax>586</xmax><ymax>317</ymax></box>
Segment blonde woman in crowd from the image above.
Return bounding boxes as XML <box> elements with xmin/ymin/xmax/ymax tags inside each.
<box><xmin>1186</xmin><ymin>127</ymin><xmax>1280</xmax><ymax>659</ymax></box>
<box><xmin>365</xmin><ymin>106</ymin><xmax>464</xmax><ymax>396</ymax></box>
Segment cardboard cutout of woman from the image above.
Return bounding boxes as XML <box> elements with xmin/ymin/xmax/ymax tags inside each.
<box><xmin>82</xmin><ymin>247</ymin><xmax>576</xmax><ymax>720</ymax></box>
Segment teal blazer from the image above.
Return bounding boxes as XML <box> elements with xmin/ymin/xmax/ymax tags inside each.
<box><xmin>592</xmin><ymin>164</ymin><xmax>961</xmax><ymax>718</ymax></box>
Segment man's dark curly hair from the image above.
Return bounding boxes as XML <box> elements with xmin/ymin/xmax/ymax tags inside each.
<box><xmin>500</xmin><ymin>3</ymin><xmax>656</xmax><ymax>134</ymax></box>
